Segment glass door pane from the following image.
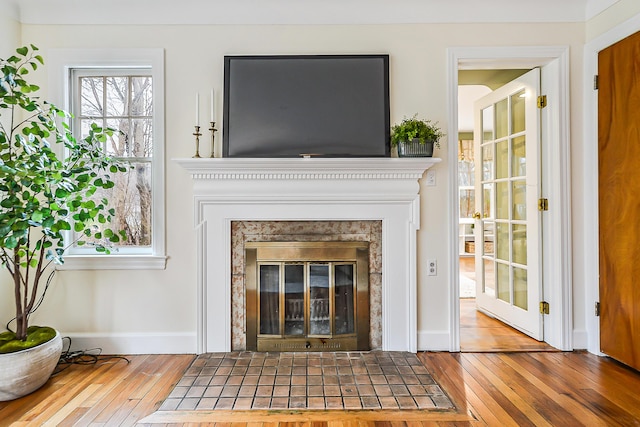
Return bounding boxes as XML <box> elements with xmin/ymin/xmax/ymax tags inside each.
<box><xmin>309</xmin><ymin>264</ymin><xmax>330</xmax><ymax>335</ymax></box>
<box><xmin>334</xmin><ymin>264</ymin><xmax>355</xmax><ymax>335</ymax></box>
<box><xmin>284</xmin><ymin>264</ymin><xmax>304</xmax><ymax>336</ymax></box>
<box><xmin>259</xmin><ymin>264</ymin><xmax>280</xmax><ymax>335</ymax></box>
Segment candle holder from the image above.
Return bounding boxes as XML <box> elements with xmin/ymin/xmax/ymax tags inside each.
<box><xmin>209</xmin><ymin>122</ymin><xmax>218</xmax><ymax>158</ymax></box>
<box><xmin>192</xmin><ymin>125</ymin><xmax>202</xmax><ymax>158</ymax></box>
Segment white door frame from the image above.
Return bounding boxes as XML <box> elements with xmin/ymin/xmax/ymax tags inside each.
<box><xmin>583</xmin><ymin>14</ymin><xmax>640</xmax><ymax>357</ymax></box>
<box><xmin>446</xmin><ymin>46</ymin><xmax>573</xmax><ymax>352</ymax></box>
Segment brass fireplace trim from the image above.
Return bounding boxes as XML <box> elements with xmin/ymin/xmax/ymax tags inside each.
<box><xmin>245</xmin><ymin>241</ymin><xmax>370</xmax><ymax>352</ymax></box>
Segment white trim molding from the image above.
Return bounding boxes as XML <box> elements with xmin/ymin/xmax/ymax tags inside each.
<box><xmin>47</xmin><ymin>48</ymin><xmax>167</xmax><ymax>271</ymax></box>
<box><xmin>175</xmin><ymin>157</ymin><xmax>439</xmax><ymax>354</ymax></box>
<box><xmin>447</xmin><ymin>46</ymin><xmax>573</xmax><ymax>352</ymax></box>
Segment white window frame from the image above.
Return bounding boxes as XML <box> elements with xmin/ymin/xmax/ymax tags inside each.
<box><xmin>48</xmin><ymin>49</ymin><xmax>166</xmax><ymax>270</ymax></box>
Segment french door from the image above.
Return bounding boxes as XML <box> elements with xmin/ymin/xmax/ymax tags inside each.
<box><xmin>473</xmin><ymin>68</ymin><xmax>543</xmax><ymax>340</ymax></box>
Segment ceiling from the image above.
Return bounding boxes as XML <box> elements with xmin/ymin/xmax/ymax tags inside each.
<box><xmin>2</xmin><ymin>0</ymin><xmax>620</xmax><ymax>25</ymax></box>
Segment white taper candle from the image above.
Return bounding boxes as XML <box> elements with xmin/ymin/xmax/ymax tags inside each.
<box><xmin>195</xmin><ymin>92</ymin><xmax>199</xmax><ymax>126</ymax></box>
<box><xmin>210</xmin><ymin>89</ymin><xmax>215</xmax><ymax>122</ymax></box>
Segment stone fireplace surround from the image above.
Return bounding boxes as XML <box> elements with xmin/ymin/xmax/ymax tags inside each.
<box><xmin>175</xmin><ymin>157</ymin><xmax>439</xmax><ymax>354</ymax></box>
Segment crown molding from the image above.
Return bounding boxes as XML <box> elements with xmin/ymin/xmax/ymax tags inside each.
<box><xmin>8</xmin><ymin>0</ymin><xmax>610</xmax><ymax>25</ymax></box>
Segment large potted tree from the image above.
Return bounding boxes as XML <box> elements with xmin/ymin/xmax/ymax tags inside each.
<box><xmin>0</xmin><ymin>45</ymin><xmax>127</xmax><ymax>401</ymax></box>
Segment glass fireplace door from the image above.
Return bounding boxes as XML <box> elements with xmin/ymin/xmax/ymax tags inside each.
<box><xmin>256</xmin><ymin>261</ymin><xmax>357</xmax><ymax>350</ymax></box>
<box><xmin>246</xmin><ymin>241</ymin><xmax>370</xmax><ymax>352</ymax></box>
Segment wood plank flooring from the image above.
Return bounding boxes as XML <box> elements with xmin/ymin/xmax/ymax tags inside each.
<box><xmin>458</xmin><ymin>256</ymin><xmax>556</xmax><ymax>352</ymax></box>
<box><xmin>459</xmin><ymin>299</ymin><xmax>557</xmax><ymax>352</ymax></box>
<box><xmin>1</xmin><ymin>351</ymin><xmax>639</xmax><ymax>426</ymax></box>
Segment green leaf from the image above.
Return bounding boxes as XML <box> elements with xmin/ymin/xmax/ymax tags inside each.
<box><xmin>16</xmin><ymin>46</ymin><xmax>28</xmax><ymax>56</ymax></box>
<box><xmin>4</xmin><ymin>236</ymin><xmax>17</xmax><ymax>249</ymax></box>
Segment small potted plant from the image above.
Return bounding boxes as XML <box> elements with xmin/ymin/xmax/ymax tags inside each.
<box><xmin>390</xmin><ymin>114</ymin><xmax>445</xmax><ymax>157</ymax></box>
<box><xmin>0</xmin><ymin>45</ymin><xmax>128</xmax><ymax>400</ymax></box>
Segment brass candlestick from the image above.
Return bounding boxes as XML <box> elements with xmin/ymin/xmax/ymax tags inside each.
<box><xmin>209</xmin><ymin>121</ymin><xmax>218</xmax><ymax>158</ymax></box>
<box><xmin>193</xmin><ymin>125</ymin><xmax>202</xmax><ymax>158</ymax></box>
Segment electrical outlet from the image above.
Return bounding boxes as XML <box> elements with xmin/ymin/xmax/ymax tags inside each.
<box><xmin>426</xmin><ymin>170</ymin><xmax>436</xmax><ymax>186</ymax></box>
<box><xmin>427</xmin><ymin>259</ymin><xmax>437</xmax><ymax>276</ymax></box>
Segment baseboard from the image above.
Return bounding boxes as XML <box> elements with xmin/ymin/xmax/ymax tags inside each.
<box><xmin>572</xmin><ymin>328</ymin><xmax>589</xmax><ymax>350</ymax></box>
<box><xmin>417</xmin><ymin>330</ymin><xmax>450</xmax><ymax>352</ymax></box>
<box><xmin>60</xmin><ymin>332</ymin><xmax>197</xmax><ymax>355</ymax></box>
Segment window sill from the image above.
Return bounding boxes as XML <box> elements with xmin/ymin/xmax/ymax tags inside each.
<box><xmin>56</xmin><ymin>255</ymin><xmax>167</xmax><ymax>270</ymax></box>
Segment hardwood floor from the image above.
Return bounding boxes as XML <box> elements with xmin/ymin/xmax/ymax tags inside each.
<box><xmin>1</xmin><ymin>351</ymin><xmax>640</xmax><ymax>426</ymax></box>
<box><xmin>459</xmin><ymin>256</ymin><xmax>555</xmax><ymax>352</ymax></box>
<box><xmin>459</xmin><ymin>299</ymin><xmax>556</xmax><ymax>352</ymax></box>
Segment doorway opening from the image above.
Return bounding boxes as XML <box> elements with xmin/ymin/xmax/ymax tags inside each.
<box><xmin>448</xmin><ymin>46</ymin><xmax>572</xmax><ymax>353</ymax></box>
<box><xmin>456</xmin><ymin>69</ymin><xmax>555</xmax><ymax>352</ymax></box>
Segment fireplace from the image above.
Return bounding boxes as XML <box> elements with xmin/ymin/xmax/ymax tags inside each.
<box><xmin>175</xmin><ymin>157</ymin><xmax>439</xmax><ymax>354</ymax></box>
<box><xmin>245</xmin><ymin>241</ymin><xmax>370</xmax><ymax>351</ymax></box>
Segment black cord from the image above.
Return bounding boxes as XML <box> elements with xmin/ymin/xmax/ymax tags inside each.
<box><xmin>53</xmin><ymin>336</ymin><xmax>130</xmax><ymax>375</ymax></box>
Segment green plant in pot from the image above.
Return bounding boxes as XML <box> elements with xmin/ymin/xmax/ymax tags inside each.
<box><xmin>390</xmin><ymin>114</ymin><xmax>445</xmax><ymax>157</ymax></box>
<box><xmin>0</xmin><ymin>45</ymin><xmax>128</xmax><ymax>401</ymax></box>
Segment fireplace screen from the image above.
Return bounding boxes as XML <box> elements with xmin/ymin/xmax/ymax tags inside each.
<box><xmin>246</xmin><ymin>242</ymin><xmax>369</xmax><ymax>351</ymax></box>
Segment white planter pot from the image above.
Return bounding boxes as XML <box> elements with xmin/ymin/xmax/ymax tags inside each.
<box><xmin>0</xmin><ymin>330</ymin><xmax>63</xmax><ymax>401</ymax></box>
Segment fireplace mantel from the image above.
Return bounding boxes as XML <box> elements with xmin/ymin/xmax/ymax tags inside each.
<box><xmin>175</xmin><ymin>157</ymin><xmax>440</xmax><ymax>354</ymax></box>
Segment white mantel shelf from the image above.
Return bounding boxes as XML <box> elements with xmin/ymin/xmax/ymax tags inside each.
<box><xmin>175</xmin><ymin>156</ymin><xmax>440</xmax><ymax>354</ymax></box>
<box><xmin>174</xmin><ymin>157</ymin><xmax>441</xmax><ymax>180</ymax></box>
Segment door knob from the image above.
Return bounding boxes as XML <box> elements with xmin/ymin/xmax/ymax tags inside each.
<box><xmin>472</xmin><ymin>212</ymin><xmax>482</xmax><ymax>219</ymax></box>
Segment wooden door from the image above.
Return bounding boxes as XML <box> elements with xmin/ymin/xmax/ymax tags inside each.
<box><xmin>598</xmin><ymin>30</ymin><xmax>640</xmax><ymax>370</ymax></box>
<box><xmin>473</xmin><ymin>68</ymin><xmax>543</xmax><ymax>340</ymax></box>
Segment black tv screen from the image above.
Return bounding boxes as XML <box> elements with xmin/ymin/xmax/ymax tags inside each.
<box><xmin>223</xmin><ymin>54</ymin><xmax>390</xmax><ymax>157</ymax></box>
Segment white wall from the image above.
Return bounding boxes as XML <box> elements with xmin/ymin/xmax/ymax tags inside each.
<box><xmin>0</xmin><ymin>0</ymin><xmax>635</xmax><ymax>358</ymax></box>
<box><xmin>0</xmin><ymin>19</ymin><xmax>597</xmax><ymax>354</ymax></box>
<box><xmin>0</xmin><ymin>0</ymin><xmax>20</xmax><ymax>57</ymax></box>
<box><xmin>586</xmin><ymin>0</ymin><xmax>640</xmax><ymax>41</ymax></box>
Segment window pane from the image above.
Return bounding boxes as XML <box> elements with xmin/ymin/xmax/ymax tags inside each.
<box><xmin>511</xmin><ymin>89</ymin><xmax>526</xmax><ymax>134</ymax></box>
<box><xmin>309</xmin><ymin>264</ymin><xmax>330</xmax><ymax>335</ymax></box>
<box><xmin>106</xmin><ymin>118</ymin><xmax>130</xmax><ymax>156</ymax></box>
<box><xmin>106</xmin><ymin>76</ymin><xmax>128</xmax><ymax>116</ymax></box>
<box><xmin>80</xmin><ymin>77</ymin><xmax>103</xmax><ymax>117</ymax></box>
<box><xmin>482</xmin><ymin>107</ymin><xmax>493</xmax><ymax>142</ymax></box>
<box><xmin>497</xmin><ymin>263</ymin><xmax>510</xmax><ymax>303</ymax></box>
<box><xmin>482</xmin><ymin>183</ymin><xmax>493</xmax><ymax>219</ymax></box>
<box><xmin>72</xmin><ymin>71</ymin><xmax>155</xmax><ymax>254</ymax></box>
<box><xmin>483</xmin><ymin>221</ymin><xmax>495</xmax><ymax>256</ymax></box>
<box><xmin>496</xmin><ymin>181</ymin><xmax>509</xmax><ymax>219</ymax></box>
<box><xmin>74</xmin><ymin>161</ymin><xmax>152</xmax><ymax>248</ymax></box>
<box><xmin>513</xmin><ymin>224</ymin><xmax>527</xmax><ymax>265</ymax></box>
<box><xmin>495</xmin><ymin>99</ymin><xmax>508</xmax><ymax>139</ymax></box>
<box><xmin>512</xmin><ymin>136</ymin><xmax>526</xmax><ymax>177</ymax></box>
<box><xmin>259</xmin><ymin>265</ymin><xmax>280</xmax><ymax>335</ymax></box>
<box><xmin>512</xmin><ymin>180</ymin><xmax>526</xmax><ymax>221</ymax></box>
<box><xmin>514</xmin><ymin>267</ymin><xmax>528</xmax><ymax>310</ymax></box>
<box><xmin>131</xmin><ymin>76</ymin><xmax>153</xmax><ymax>116</ymax></box>
<box><xmin>131</xmin><ymin>118</ymin><xmax>153</xmax><ymax>157</ymax></box>
<box><xmin>482</xmin><ymin>144</ymin><xmax>494</xmax><ymax>181</ymax></box>
<box><xmin>496</xmin><ymin>222</ymin><xmax>509</xmax><ymax>261</ymax></box>
<box><xmin>334</xmin><ymin>264</ymin><xmax>355</xmax><ymax>335</ymax></box>
<box><xmin>284</xmin><ymin>264</ymin><xmax>304</xmax><ymax>336</ymax></box>
<box><xmin>483</xmin><ymin>258</ymin><xmax>495</xmax><ymax>297</ymax></box>
<box><xmin>496</xmin><ymin>140</ymin><xmax>508</xmax><ymax>179</ymax></box>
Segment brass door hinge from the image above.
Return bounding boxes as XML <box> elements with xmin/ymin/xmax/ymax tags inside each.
<box><xmin>537</xmin><ymin>95</ymin><xmax>547</xmax><ymax>109</ymax></box>
<box><xmin>595</xmin><ymin>302</ymin><xmax>601</xmax><ymax>317</ymax></box>
<box><xmin>540</xmin><ymin>301</ymin><xmax>550</xmax><ymax>315</ymax></box>
<box><xmin>538</xmin><ymin>198</ymin><xmax>549</xmax><ymax>211</ymax></box>
<box><xmin>594</xmin><ymin>75</ymin><xmax>599</xmax><ymax>90</ymax></box>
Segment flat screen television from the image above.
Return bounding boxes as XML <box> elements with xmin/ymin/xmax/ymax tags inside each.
<box><xmin>223</xmin><ymin>54</ymin><xmax>390</xmax><ymax>157</ymax></box>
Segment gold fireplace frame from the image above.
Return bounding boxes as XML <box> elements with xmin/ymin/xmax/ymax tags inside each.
<box><xmin>245</xmin><ymin>241</ymin><xmax>370</xmax><ymax>352</ymax></box>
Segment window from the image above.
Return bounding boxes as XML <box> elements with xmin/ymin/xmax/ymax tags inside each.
<box><xmin>49</xmin><ymin>49</ymin><xmax>166</xmax><ymax>269</ymax></box>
